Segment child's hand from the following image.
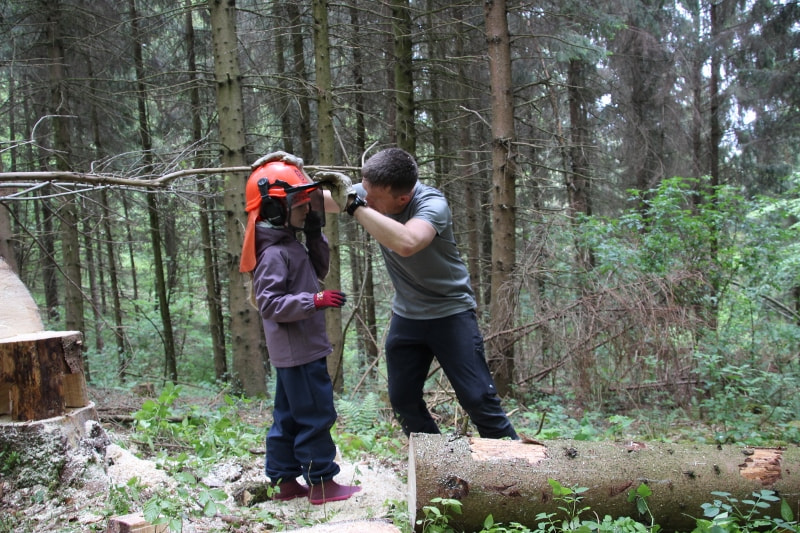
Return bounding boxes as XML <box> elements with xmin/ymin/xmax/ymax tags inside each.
<box><xmin>304</xmin><ymin>211</ymin><xmax>324</xmax><ymax>239</ymax></box>
<box><xmin>313</xmin><ymin>290</ymin><xmax>347</xmax><ymax>309</ymax></box>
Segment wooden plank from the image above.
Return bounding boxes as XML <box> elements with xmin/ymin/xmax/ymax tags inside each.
<box><xmin>106</xmin><ymin>513</ymin><xmax>168</xmax><ymax>533</ymax></box>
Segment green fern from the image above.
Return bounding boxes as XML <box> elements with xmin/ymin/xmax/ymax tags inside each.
<box><xmin>337</xmin><ymin>392</ymin><xmax>383</xmax><ymax>432</ymax></box>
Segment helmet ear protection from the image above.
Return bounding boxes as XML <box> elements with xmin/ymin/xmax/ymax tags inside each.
<box><xmin>258</xmin><ymin>178</ymin><xmax>288</xmax><ymax>226</ymax></box>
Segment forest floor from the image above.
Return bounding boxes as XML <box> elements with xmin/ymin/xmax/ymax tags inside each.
<box><xmin>1</xmin><ymin>387</ymin><xmax>410</xmax><ymax>533</ymax></box>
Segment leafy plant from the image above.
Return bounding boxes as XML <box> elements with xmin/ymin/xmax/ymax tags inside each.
<box><xmin>417</xmin><ymin>497</ymin><xmax>463</xmax><ymax>532</ymax></box>
<box><xmin>142</xmin><ymin>470</ymin><xmax>230</xmax><ymax>532</ymax></box>
<box><xmin>0</xmin><ymin>447</ymin><xmax>20</xmax><ymax>476</ymax></box>
<box><xmin>693</xmin><ymin>490</ymin><xmax>798</xmax><ymax>533</ymax></box>
<box><xmin>104</xmin><ymin>477</ymin><xmax>146</xmax><ymax>517</ymax></box>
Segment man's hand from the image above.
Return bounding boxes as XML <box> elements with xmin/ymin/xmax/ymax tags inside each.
<box><xmin>252</xmin><ymin>151</ymin><xmax>305</xmax><ymax>170</ymax></box>
<box><xmin>313</xmin><ymin>171</ymin><xmax>355</xmax><ymax>212</ymax></box>
<box><xmin>313</xmin><ymin>290</ymin><xmax>347</xmax><ymax>309</ymax></box>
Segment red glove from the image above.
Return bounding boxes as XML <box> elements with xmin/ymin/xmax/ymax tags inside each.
<box><xmin>314</xmin><ymin>290</ymin><xmax>347</xmax><ymax>309</ymax></box>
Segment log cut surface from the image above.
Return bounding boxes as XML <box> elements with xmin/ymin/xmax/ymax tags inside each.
<box><xmin>409</xmin><ymin>434</ymin><xmax>800</xmax><ymax>532</ymax></box>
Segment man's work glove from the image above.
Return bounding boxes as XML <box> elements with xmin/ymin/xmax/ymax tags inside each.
<box><xmin>251</xmin><ymin>151</ymin><xmax>305</xmax><ymax>170</ymax></box>
<box><xmin>313</xmin><ymin>290</ymin><xmax>347</xmax><ymax>309</ymax></box>
<box><xmin>304</xmin><ymin>211</ymin><xmax>323</xmax><ymax>240</ymax></box>
<box><xmin>313</xmin><ymin>171</ymin><xmax>356</xmax><ymax>212</ymax></box>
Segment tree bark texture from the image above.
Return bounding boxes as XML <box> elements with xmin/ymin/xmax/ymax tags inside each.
<box><xmin>409</xmin><ymin>434</ymin><xmax>800</xmax><ymax>532</ymax></box>
<box><xmin>0</xmin><ymin>331</ymin><xmax>88</xmax><ymax>421</ymax></box>
<box><xmin>484</xmin><ymin>0</ymin><xmax>517</xmax><ymax>397</ymax></box>
<box><xmin>312</xmin><ymin>0</ymin><xmax>345</xmax><ymax>392</ymax></box>
<box><xmin>392</xmin><ymin>0</ymin><xmax>415</xmax><ymax>154</ymax></box>
<box><xmin>209</xmin><ymin>0</ymin><xmax>267</xmax><ymax>396</ymax></box>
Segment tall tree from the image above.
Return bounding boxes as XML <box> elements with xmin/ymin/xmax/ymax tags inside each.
<box><xmin>392</xmin><ymin>0</ymin><xmax>415</xmax><ymax>153</ymax></box>
<box><xmin>130</xmin><ymin>0</ymin><xmax>178</xmax><ymax>382</ymax></box>
<box><xmin>186</xmin><ymin>0</ymin><xmax>227</xmax><ymax>382</ymax></box>
<box><xmin>209</xmin><ymin>0</ymin><xmax>267</xmax><ymax>396</ymax></box>
<box><xmin>312</xmin><ymin>0</ymin><xmax>346</xmax><ymax>391</ymax></box>
<box><xmin>484</xmin><ymin>0</ymin><xmax>518</xmax><ymax>396</ymax></box>
<box><xmin>45</xmin><ymin>0</ymin><xmax>86</xmax><ymax>371</ymax></box>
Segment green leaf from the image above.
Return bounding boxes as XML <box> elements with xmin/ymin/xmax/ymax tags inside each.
<box><xmin>781</xmin><ymin>499</ymin><xmax>795</xmax><ymax>522</ymax></box>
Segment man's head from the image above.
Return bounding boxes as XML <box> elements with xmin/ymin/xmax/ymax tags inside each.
<box><xmin>361</xmin><ymin>148</ymin><xmax>417</xmax><ymax>215</ymax></box>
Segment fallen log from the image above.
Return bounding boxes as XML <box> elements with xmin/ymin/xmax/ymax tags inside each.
<box><xmin>409</xmin><ymin>434</ymin><xmax>800</xmax><ymax>532</ymax></box>
<box><xmin>0</xmin><ymin>256</ymin><xmax>43</xmax><ymax>339</ymax></box>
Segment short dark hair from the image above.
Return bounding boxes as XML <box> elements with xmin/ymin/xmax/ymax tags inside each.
<box><xmin>361</xmin><ymin>148</ymin><xmax>418</xmax><ymax>195</ymax></box>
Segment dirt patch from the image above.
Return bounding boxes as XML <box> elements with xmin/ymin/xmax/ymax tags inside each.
<box><xmin>0</xmin><ymin>386</ymin><xmax>410</xmax><ymax>532</ymax></box>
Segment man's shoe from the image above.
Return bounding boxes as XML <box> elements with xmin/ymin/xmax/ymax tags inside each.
<box><xmin>271</xmin><ymin>478</ymin><xmax>309</xmax><ymax>501</ymax></box>
<box><xmin>308</xmin><ymin>479</ymin><xmax>361</xmax><ymax>505</ymax></box>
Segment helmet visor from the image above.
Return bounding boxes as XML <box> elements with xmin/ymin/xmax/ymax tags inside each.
<box><xmin>287</xmin><ymin>185</ymin><xmax>325</xmax><ymax>231</ymax></box>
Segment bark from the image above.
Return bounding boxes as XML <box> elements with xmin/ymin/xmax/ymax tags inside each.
<box><xmin>0</xmin><ymin>331</ymin><xmax>88</xmax><ymax>421</ymax></box>
<box><xmin>130</xmin><ymin>0</ymin><xmax>177</xmax><ymax>383</ymax></box>
<box><xmin>80</xmin><ymin>195</ymin><xmax>103</xmax><ymax>366</ymax></box>
<box><xmin>0</xmin><ymin>201</ymin><xmax>17</xmax><ymax>274</ymax></box>
<box><xmin>484</xmin><ymin>0</ymin><xmax>517</xmax><ymax>396</ymax></box>
<box><xmin>209</xmin><ymin>0</ymin><xmax>267</xmax><ymax>396</ymax></box>
<box><xmin>186</xmin><ymin>0</ymin><xmax>227</xmax><ymax>382</ymax></box>
<box><xmin>313</xmin><ymin>0</ymin><xmax>345</xmax><ymax>391</ymax></box>
<box><xmin>47</xmin><ymin>0</ymin><xmax>83</xmax><ymax>338</ymax></box>
<box><xmin>392</xmin><ymin>0</ymin><xmax>415</xmax><ymax>154</ymax></box>
<box><xmin>347</xmin><ymin>2</ymin><xmax>379</xmax><ymax>370</ymax></box>
<box><xmin>286</xmin><ymin>2</ymin><xmax>313</xmax><ymax>162</ymax></box>
<box><xmin>101</xmin><ymin>189</ymin><xmax>128</xmax><ymax>379</ymax></box>
<box><xmin>273</xmin><ymin>2</ymin><xmax>294</xmax><ymax>155</ymax></box>
<box><xmin>409</xmin><ymin>434</ymin><xmax>800</xmax><ymax>532</ymax></box>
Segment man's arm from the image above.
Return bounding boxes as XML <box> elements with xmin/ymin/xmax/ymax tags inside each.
<box><xmin>353</xmin><ymin>206</ymin><xmax>436</xmax><ymax>257</ymax></box>
<box><xmin>322</xmin><ymin>190</ymin><xmax>341</xmax><ymax>213</ymax></box>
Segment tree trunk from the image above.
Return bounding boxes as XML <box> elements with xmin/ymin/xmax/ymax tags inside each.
<box><xmin>209</xmin><ymin>0</ymin><xmax>267</xmax><ymax>396</ymax></box>
<box><xmin>484</xmin><ymin>0</ymin><xmax>517</xmax><ymax>397</ymax></box>
<box><xmin>101</xmin><ymin>189</ymin><xmax>128</xmax><ymax>379</ymax></box>
<box><xmin>130</xmin><ymin>0</ymin><xmax>178</xmax><ymax>383</ymax></box>
<box><xmin>0</xmin><ymin>331</ymin><xmax>88</xmax><ymax>421</ymax></box>
<box><xmin>286</xmin><ymin>2</ymin><xmax>313</xmax><ymax>162</ymax></box>
<box><xmin>186</xmin><ymin>0</ymin><xmax>227</xmax><ymax>382</ymax></box>
<box><xmin>47</xmin><ymin>0</ymin><xmax>84</xmax><ymax>341</ymax></box>
<box><xmin>0</xmin><ymin>256</ymin><xmax>44</xmax><ymax>339</ymax></box>
<box><xmin>409</xmin><ymin>434</ymin><xmax>800</xmax><ymax>533</ymax></box>
<box><xmin>346</xmin><ymin>3</ymin><xmax>379</xmax><ymax>371</ymax></box>
<box><xmin>313</xmin><ymin>0</ymin><xmax>345</xmax><ymax>392</ymax></box>
<box><xmin>392</xmin><ymin>0</ymin><xmax>415</xmax><ymax>154</ymax></box>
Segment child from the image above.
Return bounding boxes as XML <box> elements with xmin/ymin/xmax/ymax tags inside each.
<box><xmin>239</xmin><ymin>153</ymin><xmax>361</xmax><ymax>504</ymax></box>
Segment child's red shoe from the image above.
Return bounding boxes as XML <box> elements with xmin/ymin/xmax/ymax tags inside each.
<box><xmin>308</xmin><ymin>479</ymin><xmax>361</xmax><ymax>505</ymax></box>
<box><xmin>271</xmin><ymin>478</ymin><xmax>309</xmax><ymax>501</ymax></box>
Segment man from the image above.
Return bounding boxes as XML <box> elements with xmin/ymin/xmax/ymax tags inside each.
<box><xmin>317</xmin><ymin>147</ymin><xmax>517</xmax><ymax>439</ymax></box>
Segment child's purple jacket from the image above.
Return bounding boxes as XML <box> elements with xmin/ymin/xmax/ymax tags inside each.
<box><xmin>252</xmin><ymin>224</ymin><xmax>332</xmax><ymax>368</ymax></box>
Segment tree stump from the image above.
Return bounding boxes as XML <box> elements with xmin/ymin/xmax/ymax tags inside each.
<box><xmin>0</xmin><ymin>330</ymin><xmax>89</xmax><ymax>421</ymax></box>
<box><xmin>409</xmin><ymin>434</ymin><xmax>800</xmax><ymax>532</ymax></box>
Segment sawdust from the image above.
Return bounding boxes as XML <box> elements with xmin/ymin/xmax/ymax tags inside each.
<box><xmin>0</xmin><ymin>387</ymin><xmax>410</xmax><ymax>532</ymax></box>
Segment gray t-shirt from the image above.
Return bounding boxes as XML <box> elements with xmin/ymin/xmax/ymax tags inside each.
<box><xmin>356</xmin><ymin>182</ymin><xmax>476</xmax><ymax>319</ymax></box>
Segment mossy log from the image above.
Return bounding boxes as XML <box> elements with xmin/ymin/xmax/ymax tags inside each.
<box><xmin>409</xmin><ymin>434</ymin><xmax>800</xmax><ymax>532</ymax></box>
